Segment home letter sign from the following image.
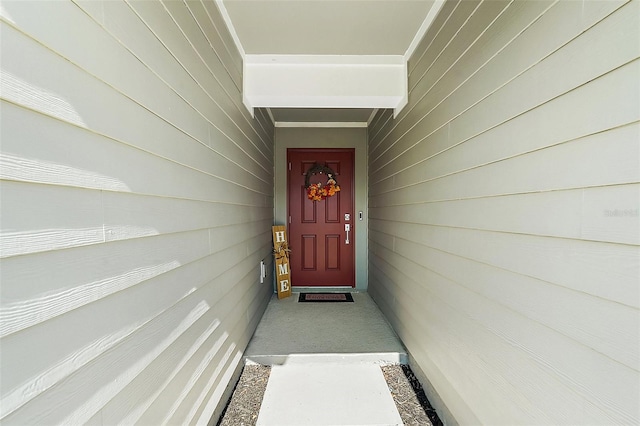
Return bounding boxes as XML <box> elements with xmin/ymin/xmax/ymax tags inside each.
<box><xmin>272</xmin><ymin>226</ymin><xmax>292</xmax><ymax>299</ymax></box>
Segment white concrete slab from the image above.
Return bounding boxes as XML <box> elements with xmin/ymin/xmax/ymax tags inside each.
<box><xmin>256</xmin><ymin>363</ymin><xmax>403</xmax><ymax>426</ymax></box>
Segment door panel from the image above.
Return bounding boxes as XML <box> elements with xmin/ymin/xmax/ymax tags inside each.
<box><xmin>302</xmin><ymin>235</ymin><xmax>316</xmax><ymax>270</ymax></box>
<box><xmin>288</xmin><ymin>148</ymin><xmax>355</xmax><ymax>287</ymax></box>
<box><xmin>326</xmin><ymin>235</ymin><xmax>340</xmax><ymax>270</ymax></box>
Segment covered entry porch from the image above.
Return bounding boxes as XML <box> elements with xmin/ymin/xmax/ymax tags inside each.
<box><xmin>1</xmin><ymin>1</ymin><xmax>637</xmax><ymax>425</ymax></box>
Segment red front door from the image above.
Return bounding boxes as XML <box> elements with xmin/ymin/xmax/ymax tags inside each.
<box><xmin>288</xmin><ymin>149</ymin><xmax>355</xmax><ymax>287</ymax></box>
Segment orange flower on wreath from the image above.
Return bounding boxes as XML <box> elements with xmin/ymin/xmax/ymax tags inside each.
<box><xmin>305</xmin><ymin>163</ymin><xmax>340</xmax><ymax>201</ymax></box>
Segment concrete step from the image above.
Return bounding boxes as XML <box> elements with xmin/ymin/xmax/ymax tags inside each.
<box><xmin>256</xmin><ymin>363</ymin><xmax>403</xmax><ymax>426</ymax></box>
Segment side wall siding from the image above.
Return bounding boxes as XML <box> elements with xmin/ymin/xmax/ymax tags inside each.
<box><xmin>0</xmin><ymin>1</ymin><xmax>273</xmax><ymax>424</ymax></box>
<box><xmin>368</xmin><ymin>0</ymin><xmax>639</xmax><ymax>424</ymax></box>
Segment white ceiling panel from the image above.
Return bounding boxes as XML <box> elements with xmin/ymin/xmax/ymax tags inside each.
<box><xmin>221</xmin><ymin>0</ymin><xmax>437</xmax><ymax>56</ymax></box>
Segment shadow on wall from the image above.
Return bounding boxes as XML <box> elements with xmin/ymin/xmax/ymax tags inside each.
<box><xmin>0</xmin><ymin>0</ymin><xmax>274</xmax><ymax>424</ymax></box>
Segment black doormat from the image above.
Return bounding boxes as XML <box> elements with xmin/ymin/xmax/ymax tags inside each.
<box><xmin>298</xmin><ymin>292</ymin><xmax>354</xmax><ymax>303</ymax></box>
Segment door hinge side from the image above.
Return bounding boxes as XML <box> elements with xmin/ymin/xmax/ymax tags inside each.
<box><xmin>289</xmin><ymin>216</ymin><xmax>291</xmax><ymax>224</ymax></box>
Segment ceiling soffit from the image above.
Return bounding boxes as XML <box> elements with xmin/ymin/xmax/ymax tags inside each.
<box><xmin>220</xmin><ymin>0</ymin><xmax>437</xmax><ymax>56</ymax></box>
<box><xmin>216</xmin><ymin>0</ymin><xmax>446</xmax><ymax>118</ymax></box>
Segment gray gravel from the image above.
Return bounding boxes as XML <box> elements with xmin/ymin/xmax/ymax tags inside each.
<box><xmin>217</xmin><ymin>365</ymin><xmax>271</xmax><ymax>426</ymax></box>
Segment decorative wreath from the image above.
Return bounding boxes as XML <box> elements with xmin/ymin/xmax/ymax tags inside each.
<box><xmin>305</xmin><ymin>163</ymin><xmax>341</xmax><ymax>201</ymax></box>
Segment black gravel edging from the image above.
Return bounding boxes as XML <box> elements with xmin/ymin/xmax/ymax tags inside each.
<box><xmin>401</xmin><ymin>364</ymin><xmax>443</xmax><ymax>426</ymax></box>
<box><xmin>382</xmin><ymin>364</ymin><xmax>443</xmax><ymax>426</ymax></box>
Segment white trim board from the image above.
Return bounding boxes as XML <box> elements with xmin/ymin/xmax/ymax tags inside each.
<box><xmin>367</xmin><ymin>109</ymin><xmax>380</xmax><ymax>126</ymax></box>
<box><xmin>243</xmin><ymin>55</ymin><xmax>407</xmax><ymax>114</ymax></box>
<box><xmin>274</xmin><ymin>122</ymin><xmax>368</xmax><ymax>128</ymax></box>
<box><xmin>214</xmin><ymin>0</ymin><xmax>245</xmax><ymax>57</ymax></box>
<box><xmin>404</xmin><ymin>0</ymin><xmax>448</xmax><ymax>60</ymax></box>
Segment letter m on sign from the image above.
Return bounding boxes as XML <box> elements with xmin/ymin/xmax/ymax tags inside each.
<box><xmin>278</xmin><ymin>263</ymin><xmax>289</xmax><ymax>276</ymax></box>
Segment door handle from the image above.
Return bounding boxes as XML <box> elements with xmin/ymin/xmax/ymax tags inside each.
<box><xmin>345</xmin><ymin>224</ymin><xmax>350</xmax><ymax>245</ymax></box>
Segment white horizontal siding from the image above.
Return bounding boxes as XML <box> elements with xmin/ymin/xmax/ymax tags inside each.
<box><xmin>0</xmin><ymin>1</ymin><xmax>273</xmax><ymax>424</ymax></box>
<box><xmin>369</xmin><ymin>0</ymin><xmax>640</xmax><ymax>425</ymax></box>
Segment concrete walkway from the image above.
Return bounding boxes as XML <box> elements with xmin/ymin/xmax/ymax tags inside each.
<box><xmin>244</xmin><ymin>292</ymin><xmax>407</xmax><ymax>426</ymax></box>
